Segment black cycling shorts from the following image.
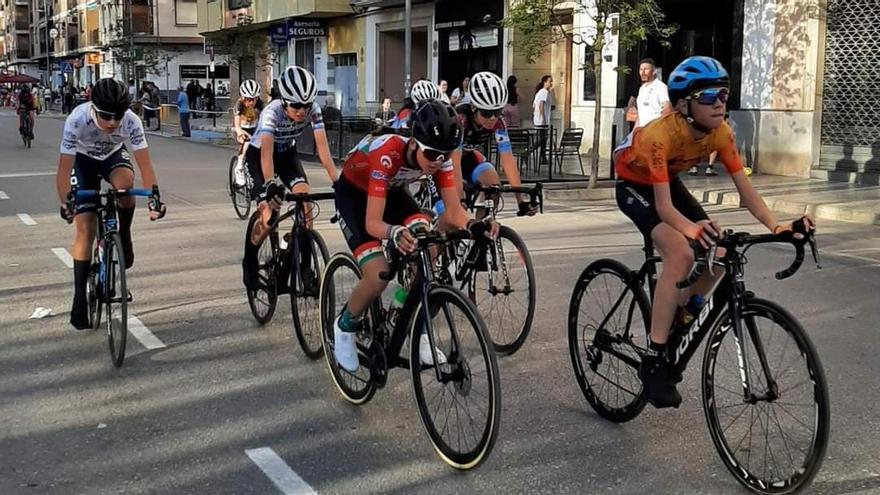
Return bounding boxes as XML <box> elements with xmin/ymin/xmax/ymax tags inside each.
<box><xmin>70</xmin><ymin>147</ymin><xmax>135</xmax><ymax>215</ymax></box>
<box><xmin>616</xmin><ymin>176</ymin><xmax>708</xmax><ymax>238</ymax></box>
<box><xmin>460</xmin><ymin>149</ymin><xmax>497</xmax><ymax>186</ymax></box>
<box><xmin>334</xmin><ymin>175</ymin><xmax>430</xmax><ymax>266</ymax></box>
<box><xmin>246</xmin><ymin>144</ymin><xmax>308</xmax><ymax>202</ymax></box>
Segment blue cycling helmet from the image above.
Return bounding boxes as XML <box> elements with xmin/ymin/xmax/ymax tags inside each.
<box><xmin>667</xmin><ymin>56</ymin><xmax>730</xmax><ymax>104</ymax></box>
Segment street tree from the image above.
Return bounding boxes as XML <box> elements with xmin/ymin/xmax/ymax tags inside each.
<box><xmin>504</xmin><ymin>0</ymin><xmax>676</xmax><ymax>188</ymax></box>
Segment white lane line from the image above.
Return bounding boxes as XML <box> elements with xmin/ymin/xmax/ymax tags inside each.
<box><xmin>0</xmin><ymin>171</ymin><xmax>56</xmax><ymax>179</ymax></box>
<box><xmin>51</xmin><ymin>248</ymin><xmax>74</xmax><ymax>268</ymax></box>
<box><xmin>245</xmin><ymin>447</ymin><xmax>317</xmax><ymax>495</ymax></box>
<box><xmin>0</xmin><ymin>191</ymin><xmax>9</xmax><ymax>199</ymax></box>
<box><xmin>17</xmin><ymin>213</ymin><xmax>37</xmax><ymax>225</ymax></box>
<box><xmin>128</xmin><ymin>316</ymin><xmax>166</xmax><ymax>350</ymax></box>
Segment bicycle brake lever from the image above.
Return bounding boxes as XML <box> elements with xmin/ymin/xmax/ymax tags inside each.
<box><xmin>707</xmin><ymin>243</ymin><xmax>718</xmax><ymax>277</ymax></box>
<box><xmin>808</xmin><ymin>235</ymin><xmax>821</xmax><ymax>269</ymax></box>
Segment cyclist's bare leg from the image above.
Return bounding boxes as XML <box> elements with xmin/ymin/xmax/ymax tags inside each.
<box><xmin>251</xmin><ymin>201</ymin><xmax>275</xmax><ymax>245</ymax></box>
<box><xmin>108</xmin><ymin>168</ymin><xmax>136</xmax><ymax>209</ymax></box>
<box><xmin>649</xmin><ymin>223</ymin><xmax>694</xmax><ymax>345</ymax></box>
<box><xmin>72</xmin><ymin>213</ymin><xmax>98</xmax><ymax>260</ymax></box>
<box><xmin>347</xmin><ymin>256</ymin><xmax>390</xmax><ymax>316</ymax></box>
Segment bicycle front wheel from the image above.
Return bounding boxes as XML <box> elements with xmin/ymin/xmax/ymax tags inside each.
<box><xmin>410</xmin><ymin>285</ymin><xmax>501</xmax><ymax>470</ymax></box>
<box><xmin>291</xmin><ymin>228</ymin><xmax>329</xmax><ymax>359</ymax></box>
<box><xmin>105</xmin><ymin>233</ymin><xmax>128</xmax><ymax>368</ymax></box>
<box><xmin>568</xmin><ymin>259</ymin><xmax>649</xmax><ymax>422</ymax></box>
<box><xmin>703</xmin><ymin>297</ymin><xmax>829</xmax><ymax>494</ymax></box>
<box><xmin>88</xmin><ymin>253</ymin><xmax>101</xmax><ymax>331</ymax></box>
<box><xmin>245</xmin><ymin>213</ymin><xmax>278</xmax><ymax>324</ymax></box>
<box><xmin>229</xmin><ymin>155</ymin><xmax>250</xmax><ymax>219</ymax></box>
<box><xmin>468</xmin><ymin>225</ymin><xmax>536</xmax><ymax>355</ymax></box>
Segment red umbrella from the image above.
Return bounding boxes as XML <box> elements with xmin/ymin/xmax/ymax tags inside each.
<box><xmin>0</xmin><ymin>73</ymin><xmax>41</xmax><ymax>84</ymax></box>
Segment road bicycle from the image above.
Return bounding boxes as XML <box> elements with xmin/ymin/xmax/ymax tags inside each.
<box><xmin>568</xmin><ymin>226</ymin><xmax>829</xmax><ymax>493</ymax></box>
<box><xmin>228</xmin><ymin>139</ymin><xmax>252</xmax><ymax>219</ymax></box>
<box><xmin>77</xmin><ymin>188</ymin><xmax>152</xmax><ymax>368</ymax></box>
<box><xmin>414</xmin><ymin>179</ymin><xmax>543</xmax><ymax>355</ymax></box>
<box><xmin>320</xmin><ymin>229</ymin><xmax>501</xmax><ymax>469</ymax></box>
<box><xmin>245</xmin><ymin>191</ymin><xmax>334</xmax><ymax>358</ymax></box>
<box><xmin>20</xmin><ymin>111</ymin><xmax>33</xmax><ymax>148</ymax></box>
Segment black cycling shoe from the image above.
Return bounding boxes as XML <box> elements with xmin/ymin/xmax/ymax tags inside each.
<box><xmin>639</xmin><ymin>353</ymin><xmax>682</xmax><ymax>408</ymax></box>
<box><xmin>70</xmin><ymin>298</ymin><xmax>91</xmax><ymax>331</ymax></box>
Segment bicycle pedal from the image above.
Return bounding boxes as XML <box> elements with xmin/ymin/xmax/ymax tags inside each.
<box><xmin>126</xmin><ymin>291</ymin><xmax>133</xmax><ymax>302</ymax></box>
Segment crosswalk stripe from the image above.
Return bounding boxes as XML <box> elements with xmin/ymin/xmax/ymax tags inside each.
<box><xmin>51</xmin><ymin>247</ymin><xmax>74</xmax><ymax>268</ymax></box>
<box><xmin>0</xmin><ymin>191</ymin><xmax>9</xmax><ymax>199</ymax></box>
<box><xmin>127</xmin><ymin>315</ymin><xmax>166</xmax><ymax>350</ymax></box>
<box><xmin>245</xmin><ymin>447</ymin><xmax>317</xmax><ymax>495</ymax></box>
<box><xmin>17</xmin><ymin>213</ymin><xmax>36</xmax><ymax>225</ymax></box>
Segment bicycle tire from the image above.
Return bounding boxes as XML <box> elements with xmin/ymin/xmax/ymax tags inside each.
<box><xmin>88</xmin><ymin>250</ymin><xmax>101</xmax><ymax>331</ymax></box>
<box><xmin>410</xmin><ymin>285</ymin><xmax>501</xmax><ymax>470</ymax></box>
<box><xmin>568</xmin><ymin>258</ymin><xmax>649</xmax><ymax>422</ymax></box>
<box><xmin>702</xmin><ymin>297</ymin><xmax>829</xmax><ymax>494</ymax></box>
<box><xmin>105</xmin><ymin>233</ymin><xmax>128</xmax><ymax>368</ymax></box>
<box><xmin>229</xmin><ymin>155</ymin><xmax>251</xmax><ymax>220</ymax></box>
<box><xmin>245</xmin><ymin>213</ymin><xmax>278</xmax><ymax>324</ymax></box>
<box><xmin>320</xmin><ymin>253</ymin><xmax>376</xmax><ymax>405</ymax></box>
<box><xmin>291</xmin><ymin>228</ymin><xmax>330</xmax><ymax>359</ymax></box>
<box><xmin>468</xmin><ymin>225</ymin><xmax>536</xmax><ymax>356</ymax></box>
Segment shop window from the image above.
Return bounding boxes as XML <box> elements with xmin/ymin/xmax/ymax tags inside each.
<box><xmin>294</xmin><ymin>39</ymin><xmax>315</xmax><ymax>74</ymax></box>
<box><xmin>583</xmin><ymin>43</ymin><xmax>596</xmax><ymax>101</ymax></box>
<box><xmin>175</xmin><ymin>0</ymin><xmax>197</xmax><ymax>26</ymax></box>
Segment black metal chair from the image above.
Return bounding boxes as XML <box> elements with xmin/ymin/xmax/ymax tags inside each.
<box><xmin>507</xmin><ymin>128</ymin><xmax>535</xmax><ymax>175</ymax></box>
<box><xmin>554</xmin><ymin>127</ymin><xmax>585</xmax><ymax>175</ymax></box>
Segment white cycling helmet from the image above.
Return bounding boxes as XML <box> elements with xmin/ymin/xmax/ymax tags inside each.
<box><xmin>239</xmin><ymin>79</ymin><xmax>261</xmax><ymax>99</ymax></box>
<box><xmin>278</xmin><ymin>65</ymin><xmax>317</xmax><ymax>105</ymax></box>
<box><xmin>469</xmin><ymin>71</ymin><xmax>507</xmax><ymax>111</ymax></box>
<box><xmin>411</xmin><ymin>80</ymin><xmax>441</xmax><ymax>104</ymax></box>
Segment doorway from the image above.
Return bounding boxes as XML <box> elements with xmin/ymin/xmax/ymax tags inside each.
<box><xmin>378</xmin><ymin>28</ymin><xmax>428</xmax><ymax>102</ymax></box>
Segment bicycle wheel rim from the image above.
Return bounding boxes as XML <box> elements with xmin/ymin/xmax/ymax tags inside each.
<box><xmin>469</xmin><ymin>226</ymin><xmax>535</xmax><ymax>355</ymax></box>
<box><xmin>246</xmin><ymin>215</ymin><xmax>278</xmax><ymax>324</ymax></box>
<box><xmin>320</xmin><ymin>254</ymin><xmax>375</xmax><ymax>404</ymax></box>
<box><xmin>230</xmin><ymin>156</ymin><xmax>250</xmax><ymax>219</ymax></box>
<box><xmin>568</xmin><ymin>259</ymin><xmax>648</xmax><ymax>422</ymax></box>
<box><xmin>105</xmin><ymin>236</ymin><xmax>127</xmax><ymax>368</ymax></box>
<box><xmin>88</xmin><ymin>258</ymin><xmax>101</xmax><ymax>330</ymax></box>
<box><xmin>703</xmin><ymin>299</ymin><xmax>829</xmax><ymax>494</ymax></box>
<box><xmin>410</xmin><ymin>286</ymin><xmax>501</xmax><ymax>469</ymax></box>
<box><xmin>291</xmin><ymin>229</ymin><xmax>329</xmax><ymax>359</ymax></box>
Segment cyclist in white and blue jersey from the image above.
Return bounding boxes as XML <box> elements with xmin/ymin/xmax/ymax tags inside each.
<box><xmin>242</xmin><ymin>65</ymin><xmax>338</xmax><ymax>290</ymax></box>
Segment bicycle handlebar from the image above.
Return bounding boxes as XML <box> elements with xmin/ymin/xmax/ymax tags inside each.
<box><xmin>676</xmin><ymin>227</ymin><xmax>820</xmax><ymax>289</ymax></box>
<box><xmin>469</xmin><ymin>182</ymin><xmax>544</xmax><ymax>215</ymax></box>
<box><xmin>75</xmin><ymin>188</ymin><xmax>152</xmax><ymax>201</ymax></box>
<box><xmin>283</xmin><ymin>191</ymin><xmax>336</xmax><ymax>203</ymax></box>
<box><xmin>379</xmin><ymin>229</ymin><xmax>472</xmax><ymax>281</ymax></box>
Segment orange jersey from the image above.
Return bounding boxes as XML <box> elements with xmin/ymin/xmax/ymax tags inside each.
<box><xmin>614</xmin><ymin>113</ymin><xmax>743</xmax><ymax>185</ymax></box>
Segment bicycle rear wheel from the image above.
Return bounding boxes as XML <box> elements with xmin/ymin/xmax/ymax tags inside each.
<box><xmin>320</xmin><ymin>253</ymin><xmax>376</xmax><ymax>405</ymax></box>
<box><xmin>229</xmin><ymin>155</ymin><xmax>250</xmax><ymax>219</ymax></box>
<box><xmin>411</xmin><ymin>285</ymin><xmax>501</xmax><ymax>470</ymax></box>
<box><xmin>468</xmin><ymin>225</ymin><xmax>536</xmax><ymax>355</ymax></box>
<box><xmin>291</xmin><ymin>228</ymin><xmax>330</xmax><ymax>359</ymax></box>
<box><xmin>245</xmin><ymin>213</ymin><xmax>278</xmax><ymax>324</ymax></box>
<box><xmin>568</xmin><ymin>259</ymin><xmax>649</xmax><ymax>422</ymax></box>
<box><xmin>703</xmin><ymin>297</ymin><xmax>829</xmax><ymax>494</ymax></box>
<box><xmin>105</xmin><ymin>233</ymin><xmax>128</xmax><ymax>368</ymax></box>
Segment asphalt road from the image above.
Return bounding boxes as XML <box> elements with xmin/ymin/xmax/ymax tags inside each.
<box><xmin>1</xmin><ymin>110</ymin><xmax>879</xmax><ymax>494</ymax></box>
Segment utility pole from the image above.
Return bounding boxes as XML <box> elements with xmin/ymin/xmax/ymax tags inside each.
<box><xmin>42</xmin><ymin>0</ymin><xmax>51</xmax><ymax>91</ymax></box>
<box><xmin>128</xmin><ymin>0</ymin><xmax>136</xmax><ymax>92</ymax></box>
<box><xmin>404</xmin><ymin>0</ymin><xmax>411</xmax><ymax>97</ymax></box>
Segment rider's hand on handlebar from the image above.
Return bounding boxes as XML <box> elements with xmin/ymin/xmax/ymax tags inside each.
<box><xmin>692</xmin><ymin>219</ymin><xmax>722</xmax><ymax>249</ymax></box>
<box><xmin>259</xmin><ymin>178</ymin><xmax>285</xmax><ymax>211</ymax></box>
<box><xmin>468</xmin><ymin>217</ymin><xmax>499</xmax><ymax>240</ymax></box>
<box><xmin>148</xmin><ymin>185</ymin><xmax>167</xmax><ymax>220</ymax></box>
<box><xmin>517</xmin><ymin>201</ymin><xmax>538</xmax><ymax>217</ymax></box>
<box><xmin>389</xmin><ymin>225</ymin><xmax>417</xmax><ymax>254</ymax></box>
<box><xmin>773</xmin><ymin>215</ymin><xmax>815</xmax><ymax>240</ymax></box>
<box><xmin>235</xmin><ymin>132</ymin><xmax>248</xmax><ymax>144</ymax></box>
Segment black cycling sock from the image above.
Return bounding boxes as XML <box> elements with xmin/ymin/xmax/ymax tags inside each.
<box><xmin>648</xmin><ymin>340</ymin><xmax>667</xmax><ymax>354</ymax></box>
<box><xmin>73</xmin><ymin>259</ymin><xmax>90</xmax><ymax>304</ymax></box>
<box><xmin>298</xmin><ymin>233</ymin><xmax>313</xmax><ymax>273</ymax></box>
<box><xmin>118</xmin><ymin>206</ymin><xmax>135</xmax><ymax>268</ymax></box>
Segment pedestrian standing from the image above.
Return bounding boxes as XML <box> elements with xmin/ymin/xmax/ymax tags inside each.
<box><xmin>140</xmin><ymin>82</ymin><xmax>153</xmax><ymax>129</ymax></box>
<box><xmin>203</xmin><ymin>84</ymin><xmax>215</xmax><ymax>113</ymax></box>
<box><xmin>532</xmin><ymin>75</ymin><xmax>554</xmax><ymax>165</ymax></box>
<box><xmin>149</xmin><ymin>83</ymin><xmax>161</xmax><ymax>131</ymax></box>
<box><xmin>635</xmin><ymin>58</ymin><xmax>672</xmax><ymax>128</ymax></box>
<box><xmin>177</xmin><ymin>85</ymin><xmax>191</xmax><ymax>137</ymax></box>
<box><xmin>503</xmin><ymin>75</ymin><xmax>521</xmax><ymax>127</ymax></box>
<box><xmin>270</xmin><ymin>79</ymin><xmax>281</xmax><ymax>100</ymax></box>
<box><xmin>437</xmin><ymin>79</ymin><xmax>451</xmax><ymax>104</ymax></box>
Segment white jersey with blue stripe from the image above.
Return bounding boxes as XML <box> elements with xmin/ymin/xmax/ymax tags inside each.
<box><xmin>60</xmin><ymin>102</ymin><xmax>148</xmax><ymax>160</ymax></box>
<box><xmin>251</xmin><ymin>99</ymin><xmax>324</xmax><ymax>151</ymax></box>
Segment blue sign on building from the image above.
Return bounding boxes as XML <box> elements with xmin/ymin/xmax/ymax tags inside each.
<box><xmin>270</xmin><ymin>23</ymin><xmax>288</xmax><ymax>46</ymax></box>
<box><xmin>60</xmin><ymin>61</ymin><xmax>74</xmax><ymax>74</ymax></box>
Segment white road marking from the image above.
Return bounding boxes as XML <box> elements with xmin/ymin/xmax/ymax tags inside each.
<box><xmin>128</xmin><ymin>316</ymin><xmax>166</xmax><ymax>350</ymax></box>
<box><xmin>51</xmin><ymin>248</ymin><xmax>74</xmax><ymax>268</ymax></box>
<box><xmin>0</xmin><ymin>171</ymin><xmax>55</xmax><ymax>179</ymax></box>
<box><xmin>0</xmin><ymin>191</ymin><xmax>9</xmax><ymax>199</ymax></box>
<box><xmin>17</xmin><ymin>213</ymin><xmax>37</xmax><ymax>225</ymax></box>
<box><xmin>245</xmin><ymin>447</ymin><xmax>317</xmax><ymax>495</ymax></box>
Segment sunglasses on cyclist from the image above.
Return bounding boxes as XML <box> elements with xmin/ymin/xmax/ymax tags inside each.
<box><xmin>93</xmin><ymin>105</ymin><xmax>126</xmax><ymax>122</ymax></box>
<box><xmin>477</xmin><ymin>108</ymin><xmax>502</xmax><ymax>119</ymax></box>
<box><xmin>415</xmin><ymin>140</ymin><xmax>450</xmax><ymax>162</ymax></box>
<box><xmin>285</xmin><ymin>101</ymin><xmax>313</xmax><ymax>111</ymax></box>
<box><xmin>689</xmin><ymin>87</ymin><xmax>730</xmax><ymax>105</ymax></box>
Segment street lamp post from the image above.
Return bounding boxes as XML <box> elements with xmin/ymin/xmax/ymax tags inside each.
<box><xmin>42</xmin><ymin>0</ymin><xmax>51</xmax><ymax>92</ymax></box>
<box><xmin>404</xmin><ymin>0</ymin><xmax>411</xmax><ymax>98</ymax></box>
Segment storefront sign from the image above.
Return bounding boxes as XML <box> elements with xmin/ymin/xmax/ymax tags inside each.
<box><xmin>435</xmin><ymin>20</ymin><xmax>466</xmax><ymax>29</ymax></box>
<box><xmin>180</xmin><ymin>65</ymin><xmax>208</xmax><ymax>79</ymax></box>
<box><xmin>85</xmin><ymin>52</ymin><xmax>104</xmax><ymax>65</ymax></box>
<box><xmin>270</xmin><ymin>23</ymin><xmax>288</xmax><ymax>45</ymax></box>
<box><xmin>287</xmin><ymin>19</ymin><xmax>327</xmax><ymax>38</ymax></box>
